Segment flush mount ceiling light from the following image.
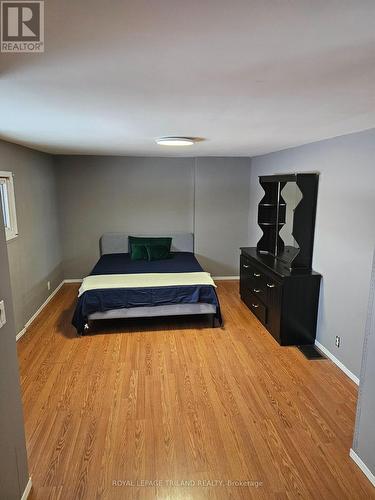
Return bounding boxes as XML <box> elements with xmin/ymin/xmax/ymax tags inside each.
<box><xmin>156</xmin><ymin>137</ymin><xmax>195</xmax><ymax>146</ymax></box>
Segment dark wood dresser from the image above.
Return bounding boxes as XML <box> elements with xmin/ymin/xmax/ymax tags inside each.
<box><xmin>240</xmin><ymin>247</ymin><xmax>321</xmax><ymax>346</ymax></box>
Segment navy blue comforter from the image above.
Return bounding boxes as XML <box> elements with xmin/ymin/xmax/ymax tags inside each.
<box><xmin>72</xmin><ymin>252</ymin><xmax>221</xmax><ymax>332</ymax></box>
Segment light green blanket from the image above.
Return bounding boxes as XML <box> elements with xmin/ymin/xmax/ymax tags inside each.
<box><xmin>78</xmin><ymin>272</ymin><xmax>216</xmax><ymax>297</ymax></box>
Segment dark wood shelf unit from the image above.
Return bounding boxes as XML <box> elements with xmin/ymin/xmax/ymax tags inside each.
<box><xmin>241</xmin><ymin>172</ymin><xmax>321</xmax><ymax>347</ymax></box>
<box><xmin>257</xmin><ymin>173</ymin><xmax>319</xmax><ymax>270</ymax></box>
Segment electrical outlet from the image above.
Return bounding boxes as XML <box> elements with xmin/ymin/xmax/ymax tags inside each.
<box><xmin>47</xmin><ymin>281</ymin><xmax>51</xmax><ymax>291</ymax></box>
<box><xmin>335</xmin><ymin>336</ymin><xmax>341</xmax><ymax>348</ymax></box>
<box><xmin>0</xmin><ymin>300</ymin><xmax>6</xmax><ymax>328</ymax></box>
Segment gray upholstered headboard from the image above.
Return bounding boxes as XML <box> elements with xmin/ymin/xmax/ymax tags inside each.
<box><xmin>100</xmin><ymin>232</ymin><xmax>194</xmax><ymax>255</ymax></box>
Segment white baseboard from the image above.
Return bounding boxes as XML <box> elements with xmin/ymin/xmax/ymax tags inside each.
<box><xmin>16</xmin><ymin>281</ymin><xmax>65</xmax><ymax>341</ymax></box>
<box><xmin>21</xmin><ymin>477</ymin><xmax>32</xmax><ymax>500</ymax></box>
<box><xmin>64</xmin><ymin>278</ymin><xmax>83</xmax><ymax>283</ymax></box>
<box><xmin>16</xmin><ymin>327</ymin><xmax>27</xmax><ymax>341</ymax></box>
<box><xmin>213</xmin><ymin>276</ymin><xmax>239</xmax><ymax>280</ymax></box>
<box><xmin>315</xmin><ymin>340</ymin><xmax>360</xmax><ymax>385</ymax></box>
<box><xmin>350</xmin><ymin>449</ymin><xmax>375</xmax><ymax>487</ymax></box>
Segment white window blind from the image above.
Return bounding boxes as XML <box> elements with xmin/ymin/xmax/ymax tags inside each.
<box><xmin>0</xmin><ymin>172</ymin><xmax>18</xmax><ymax>240</ymax></box>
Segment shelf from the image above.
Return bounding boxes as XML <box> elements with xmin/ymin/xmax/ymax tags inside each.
<box><xmin>258</xmin><ymin>222</ymin><xmax>284</xmax><ymax>226</ymax></box>
<box><xmin>259</xmin><ymin>203</ymin><xmax>286</xmax><ymax>207</ymax></box>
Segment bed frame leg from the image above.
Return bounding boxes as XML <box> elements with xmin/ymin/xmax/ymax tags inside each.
<box><xmin>211</xmin><ymin>314</ymin><xmax>216</xmax><ymax>328</ymax></box>
<box><xmin>77</xmin><ymin>322</ymin><xmax>90</xmax><ymax>336</ymax></box>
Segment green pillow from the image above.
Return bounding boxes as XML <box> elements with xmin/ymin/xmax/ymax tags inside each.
<box><xmin>130</xmin><ymin>243</ymin><xmax>148</xmax><ymax>261</ymax></box>
<box><xmin>146</xmin><ymin>244</ymin><xmax>172</xmax><ymax>261</ymax></box>
<box><xmin>129</xmin><ymin>236</ymin><xmax>172</xmax><ymax>256</ymax></box>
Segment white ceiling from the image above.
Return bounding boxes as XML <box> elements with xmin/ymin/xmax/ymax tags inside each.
<box><xmin>1</xmin><ymin>0</ymin><xmax>375</xmax><ymax>157</ymax></box>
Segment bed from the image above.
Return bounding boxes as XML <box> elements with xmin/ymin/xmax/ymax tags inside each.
<box><xmin>72</xmin><ymin>232</ymin><xmax>222</xmax><ymax>334</ymax></box>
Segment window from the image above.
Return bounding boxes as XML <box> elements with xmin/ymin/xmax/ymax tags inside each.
<box><xmin>0</xmin><ymin>171</ymin><xmax>18</xmax><ymax>241</ymax></box>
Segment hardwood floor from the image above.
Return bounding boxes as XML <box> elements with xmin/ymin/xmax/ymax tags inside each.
<box><xmin>17</xmin><ymin>282</ymin><xmax>374</xmax><ymax>499</ymax></box>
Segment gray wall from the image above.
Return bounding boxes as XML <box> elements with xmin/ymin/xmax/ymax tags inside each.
<box><xmin>0</xmin><ymin>205</ymin><xmax>29</xmax><ymax>498</ymax></box>
<box><xmin>249</xmin><ymin>129</ymin><xmax>375</xmax><ymax>378</ymax></box>
<box><xmin>195</xmin><ymin>157</ymin><xmax>251</xmax><ymax>275</ymax></box>
<box><xmin>352</xmin><ymin>247</ymin><xmax>375</xmax><ymax>479</ymax></box>
<box><xmin>0</xmin><ymin>140</ymin><xmax>64</xmax><ymax>334</ymax></box>
<box><xmin>56</xmin><ymin>156</ymin><xmax>251</xmax><ymax>277</ymax></box>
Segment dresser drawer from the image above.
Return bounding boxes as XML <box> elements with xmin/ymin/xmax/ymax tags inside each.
<box><xmin>248</xmin><ymin>283</ymin><xmax>266</xmax><ymax>302</ymax></box>
<box><xmin>241</xmin><ymin>257</ymin><xmax>264</xmax><ymax>280</ymax></box>
<box><xmin>242</xmin><ymin>292</ymin><xmax>267</xmax><ymax>324</ymax></box>
<box><xmin>263</xmin><ymin>277</ymin><xmax>282</xmax><ymax>304</ymax></box>
<box><xmin>241</xmin><ymin>256</ymin><xmax>281</xmax><ymax>304</ymax></box>
<box><xmin>240</xmin><ymin>256</ymin><xmax>266</xmax><ymax>293</ymax></box>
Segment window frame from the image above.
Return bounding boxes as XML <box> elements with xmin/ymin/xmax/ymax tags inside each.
<box><xmin>0</xmin><ymin>171</ymin><xmax>18</xmax><ymax>241</ymax></box>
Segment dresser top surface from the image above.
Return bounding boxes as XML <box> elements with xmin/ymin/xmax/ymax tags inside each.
<box><xmin>240</xmin><ymin>247</ymin><xmax>321</xmax><ymax>278</ymax></box>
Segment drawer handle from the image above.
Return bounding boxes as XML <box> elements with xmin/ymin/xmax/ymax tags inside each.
<box><xmin>243</xmin><ymin>264</ymin><xmax>250</xmax><ymax>268</ymax></box>
<box><xmin>254</xmin><ymin>273</ymin><xmax>261</xmax><ymax>277</ymax></box>
<box><xmin>253</xmin><ymin>289</ymin><xmax>261</xmax><ymax>293</ymax></box>
<box><xmin>267</xmin><ymin>283</ymin><xmax>276</xmax><ymax>288</ymax></box>
<box><xmin>251</xmin><ymin>304</ymin><xmax>259</xmax><ymax>308</ymax></box>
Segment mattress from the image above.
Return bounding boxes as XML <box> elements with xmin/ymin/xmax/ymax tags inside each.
<box><xmin>72</xmin><ymin>252</ymin><xmax>221</xmax><ymax>332</ymax></box>
<box><xmin>90</xmin><ymin>251</ymin><xmax>204</xmax><ymax>275</ymax></box>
